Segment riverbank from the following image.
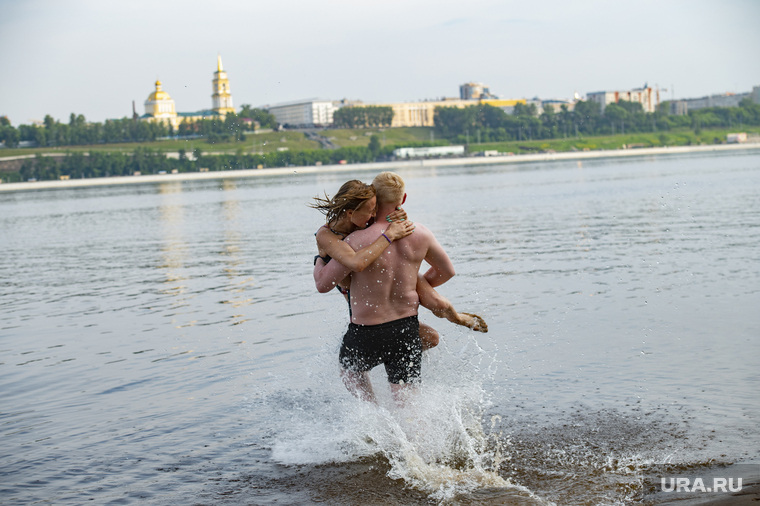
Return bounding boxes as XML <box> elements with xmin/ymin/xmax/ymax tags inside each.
<box><xmin>2</xmin><ymin>141</ymin><xmax>758</xmax><ymax>192</ymax></box>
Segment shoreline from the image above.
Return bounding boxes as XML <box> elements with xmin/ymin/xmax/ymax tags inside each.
<box><xmin>1</xmin><ymin>142</ymin><xmax>758</xmax><ymax>192</ymax></box>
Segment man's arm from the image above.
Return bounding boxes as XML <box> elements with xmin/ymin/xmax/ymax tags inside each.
<box><xmin>421</xmin><ymin>231</ymin><xmax>455</xmax><ymax>288</ymax></box>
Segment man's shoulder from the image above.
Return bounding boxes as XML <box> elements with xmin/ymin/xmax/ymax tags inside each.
<box><xmin>348</xmin><ymin>224</ymin><xmax>379</xmax><ymax>238</ymax></box>
<box><xmin>408</xmin><ymin>222</ymin><xmax>435</xmax><ymax>242</ymax></box>
<box><xmin>345</xmin><ymin>224</ymin><xmax>379</xmax><ymax>246</ymax></box>
<box><xmin>413</xmin><ymin>222</ymin><xmax>432</xmax><ymax>235</ymax></box>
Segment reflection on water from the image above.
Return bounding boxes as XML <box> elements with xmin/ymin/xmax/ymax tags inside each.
<box><xmin>218</xmin><ymin>179</ymin><xmax>255</xmax><ymax>324</ymax></box>
<box><xmin>0</xmin><ymin>151</ymin><xmax>758</xmax><ymax>504</ymax></box>
<box><xmin>158</xmin><ymin>182</ymin><xmax>189</xmax><ymax>301</ymax></box>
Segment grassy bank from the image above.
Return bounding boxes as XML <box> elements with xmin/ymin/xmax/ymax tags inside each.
<box><xmin>0</xmin><ymin>131</ymin><xmax>321</xmax><ymax>158</ymax></box>
<box><xmin>465</xmin><ymin>126</ymin><xmax>760</xmax><ymax>155</ymax></box>
<box><xmin>2</xmin><ymin>126</ymin><xmax>758</xmax><ymax>160</ymax></box>
<box><xmin>324</xmin><ymin>127</ymin><xmax>437</xmax><ymax>147</ymax></box>
<box><xmin>0</xmin><ymin>128</ymin><xmax>439</xmax><ymax>159</ymax></box>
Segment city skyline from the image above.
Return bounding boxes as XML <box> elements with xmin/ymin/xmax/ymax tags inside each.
<box><xmin>1</xmin><ymin>0</ymin><xmax>759</xmax><ymax>126</ymax></box>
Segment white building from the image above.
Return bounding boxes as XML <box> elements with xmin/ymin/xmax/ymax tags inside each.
<box><xmin>587</xmin><ymin>85</ymin><xmax>658</xmax><ymax>113</ymax></box>
<box><xmin>263</xmin><ymin>99</ymin><xmax>340</xmax><ymax>127</ymax></box>
<box><xmin>393</xmin><ymin>145</ymin><xmax>465</xmax><ymax>158</ymax></box>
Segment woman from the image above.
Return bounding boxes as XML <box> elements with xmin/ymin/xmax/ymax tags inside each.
<box><xmin>311</xmin><ymin>180</ymin><xmax>486</xmax><ymax>351</ymax></box>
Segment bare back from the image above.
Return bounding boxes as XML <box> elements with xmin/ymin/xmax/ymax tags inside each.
<box><xmin>345</xmin><ymin>221</ymin><xmax>449</xmax><ymax>325</ymax></box>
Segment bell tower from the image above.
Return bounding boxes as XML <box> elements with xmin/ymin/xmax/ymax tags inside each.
<box><xmin>211</xmin><ymin>54</ymin><xmax>235</xmax><ymax>115</ymax></box>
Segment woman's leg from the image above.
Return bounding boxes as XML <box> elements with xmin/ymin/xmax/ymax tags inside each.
<box><xmin>419</xmin><ymin>323</ymin><xmax>439</xmax><ymax>350</ymax></box>
<box><xmin>416</xmin><ymin>274</ymin><xmax>488</xmax><ymax>332</ymax></box>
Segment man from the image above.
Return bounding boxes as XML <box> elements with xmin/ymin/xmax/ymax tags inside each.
<box><xmin>317</xmin><ymin>172</ymin><xmax>457</xmax><ymax>402</ymax></box>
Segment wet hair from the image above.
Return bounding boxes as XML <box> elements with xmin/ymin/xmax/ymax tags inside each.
<box><xmin>372</xmin><ymin>172</ymin><xmax>405</xmax><ymax>204</ymax></box>
<box><xmin>310</xmin><ymin>180</ymin><xmax>376</xmax><ymax>224</ymax></box>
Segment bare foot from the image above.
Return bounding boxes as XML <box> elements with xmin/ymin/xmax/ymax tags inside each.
<box><xmin>460</xmin><ymin>313</ymin><xmax>488</xmax><ymax>333</ymax></box>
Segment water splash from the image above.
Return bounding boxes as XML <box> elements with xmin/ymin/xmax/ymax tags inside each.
<box><xmin>271</xmin><ymin>390</ymin><xmax>545</xmax><ymax>502</ymax></box>
<box><xmin>268</xmin><ymin>358</ymin><xmax>542</xmax><ymax>502</ymax></box>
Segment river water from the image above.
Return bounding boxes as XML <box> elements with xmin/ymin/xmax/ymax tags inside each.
<box><xmin>1</xmin><ymin>150</ymin><xmax>758</xmax><ymax>505</ymax></box>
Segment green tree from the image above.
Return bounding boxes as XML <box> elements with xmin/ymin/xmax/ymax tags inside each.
<box><xmin>539</xmin><ymin>106</ymin><xmax>558</xmax><ymax>138</ymax></box>
<box><xmin>334</xmin><ymin>106</ymin><xmax>393</xmax><ymax>128</ymax></box>
<box><xmin>368</xmin><ymin>134</ymin><xmax>381</xmax><ymax>159</ymax></box>
<box><xmin>572</xmin><ymin>100</ymin><xmax>601</xmax><ymax>136</ymax></box>
<box><xmin>604</xmin><ymin>103</ymin><xmax>629</xmax><ymax>134</ymax></box>
<box><xmin>0</xmin><ymin>125</ymin><xmax>20</xmax><ymax>147</ymax></box>
<box><xmin>239</xmin><ymin>104</ymin><xmax>278</xmax><ymax>130</ymax></box>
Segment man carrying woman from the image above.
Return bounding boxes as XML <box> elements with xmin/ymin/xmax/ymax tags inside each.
<box><xmin>312</xmin><ymin>172</ymin><xmax>486</xmax><ymax>402</ymax></box>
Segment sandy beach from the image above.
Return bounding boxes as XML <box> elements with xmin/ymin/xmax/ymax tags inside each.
<box><xmin>1</xmin><ymin>142</ymin><xmax>759</xmax><ymax>192</ymax></box>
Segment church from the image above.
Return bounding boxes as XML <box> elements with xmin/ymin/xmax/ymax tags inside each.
<box><xmin>141</xmin><ymin>55</ymin><xmax>235</xmax><ymax>130</ymax></box>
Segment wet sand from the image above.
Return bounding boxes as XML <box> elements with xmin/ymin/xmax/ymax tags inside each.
<box><xmin>2</xmin><ymin>142</ymin><xmax>759</xmax><ymax>192</ymax></box>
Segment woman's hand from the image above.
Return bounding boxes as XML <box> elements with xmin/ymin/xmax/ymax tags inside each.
<box><xmin>386</xmin><ymin>206</ymin><xmax>408</xmax><ymax>223</ymax></box>
<box><xmin>385</xmin><ymin>219</ymin><xmax>415</xmax><ymax>241</ymax></box>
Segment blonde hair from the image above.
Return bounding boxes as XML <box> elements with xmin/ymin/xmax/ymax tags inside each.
<box><xmin>310</xmin><ymin>180</ymin><xmax>376</xmax><ymax>225</ymax></box>
<box><xmin>372</xmin><ymin>172</ymin><xmax>405</xmax><ymax>204</ymax></box>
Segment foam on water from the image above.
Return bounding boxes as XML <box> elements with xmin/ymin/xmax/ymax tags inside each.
<box><xmin>268</xmin><ymin>326</ymin><xmax>546</xmax><ymax>503</ymax></box>
<box><xmin>261</xmin><ymin>316</ymin><xmax>734</xmax><ymax>504</ymax></box>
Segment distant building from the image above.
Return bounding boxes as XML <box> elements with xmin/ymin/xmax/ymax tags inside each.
<box><xmin>143</xmin><ymin>80</ymin><xmax>178</xmax><ymax>125</ymax></box>
<box><xmin>460</xmin><ymin>82</ymin><xmax>497</xmax><ymax>100</ymax></box>
<box><xmin>263</xmin><ymin>99</ymin><xmax>342</xmax><ymax>128</ymax></box>
<box><xmin>211</xmin><ymin>54</ymin><xmax>235</xmax><ymax>116</ymax></box>
<box><xmin>480</xmin><ymin>98</ymin><xmax>527</xmax><ymax>115</ymax></box>
<box><xmin>292</xmin><ymin>98</ymin><xmax>477</xmax><ymax>128</ymax></box>
<box><xmin>339</xmin><ymin>97</ymin><xmax>528</xmax><ymax>128</ymax></box>
<box><xmin>393</xmin><ymin>145</ymin><xmax>465</xmax><ymax>158</ymax></box>
<box><xmin>669</xmin><ymin>100</ymin><xmax>689</xmax><ymax>116</ymax></box>
<box><xmin>141</xmin><ymin>55</ymin><xmax>235</xmax><ymax>129</ymax></box>
<box><xmin>670</xmin><ymin>86</ymin><xmax>759</xmax><ymax>115</ymax></box>
<box><xmin>587</xmin><ymin>85</ymin><xmax>658</xmax><ymax>114</ymax></box>
<box><xmin>263</xmin><ymin>83</ymin><xmax>528</xmax><ymax>129</ymax></box>
<box><xmin>540</xmin><ymin>99</ymin><xmax>576</xmax><ymax>113</ymax></box>
<box><xmin>679</xmin><ymin>92</ymin><xmax>748</xmax><ymax>110</ymax></box>
<box><xmin>383</xmin><ymin>99</ymin><xmax>473</xmax><ymax>128</ymax></box>
<box><xmin>727</xmin><ymin>132</ymin><xmax>747</xmax><ymax>144</ymax></box>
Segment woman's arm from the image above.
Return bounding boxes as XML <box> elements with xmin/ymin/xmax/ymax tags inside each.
<box><xmin>314</xmin><ymin>257</ymin><xmax>351</xmax><ymax>293</ymax></box>
<box><xmin>313</xmin><ymin>220</ymin><xmax>414</xmax><ymax>292</ymax></box>
<box><xmin>319</xmin><ymin>220</ymin><xmax>414</xmax><ymax>272</ymax></box>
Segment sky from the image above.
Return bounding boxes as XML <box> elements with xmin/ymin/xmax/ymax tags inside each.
<box><xmin>1</xmin><ymin>0</ymin><xmax>759</xmax><ymax>126</ymax></box>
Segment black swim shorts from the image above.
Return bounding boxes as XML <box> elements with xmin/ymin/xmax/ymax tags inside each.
<box><xmin>339</xmin><ymin>315</ymin><xmax>421</xmax><ymax>384</ymax></box>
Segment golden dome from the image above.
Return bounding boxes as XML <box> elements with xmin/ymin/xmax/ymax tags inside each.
<box><xmin>147</xmin><ymin>80</ymin><xmax>173</xmax><ymax>102</ymax></box>
<box><xmin>144</xmin><ymin>79</ymin><xmax>177</xmax><ymax>121</ymax></box>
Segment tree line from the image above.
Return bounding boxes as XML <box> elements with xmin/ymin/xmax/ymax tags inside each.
<box><xmin>333</xmin><ymin>106</ymin><xmax>394</xmax><ymax>128</ymax></box>
<box><xmin>0</xmin><ymin>114</ymin><xmax>171</xmax><ymax>147</ymax></box>
<box><xmin>5</xmin><ymin>137</ymin><xmax>438</xmax><ymax>183</ymax></box>
<box><xmin>433</xmin><ymin>98</ymin><xmax>760</xmax><ymax>143</ymax></box>
<box><xmin>0</xmin><ymin>106</ymin><xmax>277</xmax><ymax>148</ymax></box>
